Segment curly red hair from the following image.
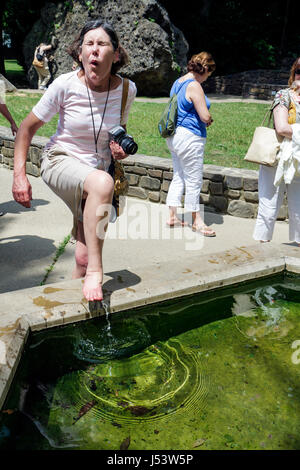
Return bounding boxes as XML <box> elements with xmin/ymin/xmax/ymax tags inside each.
<box><xmin>288</xmin><ymin>56</ymin><xmax>300</xmax><ymax>87</ymax></box>
<box><xmin>187</xmin><ymin>52</ymin><xmax>216</xmax><ymax>75</ymax></box>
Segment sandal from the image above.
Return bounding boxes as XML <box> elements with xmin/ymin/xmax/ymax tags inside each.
<box><xmin>166</xmin><ymin>220</ymin><xmax>188</xmax><ymax>228</ymax></box>
<box><xmin>192</xmin><ymin>225</ymin><xmax>216</xmax><ymax>237</ymax></box>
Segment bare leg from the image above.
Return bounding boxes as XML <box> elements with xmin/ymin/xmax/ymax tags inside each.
<box><xmin>72</xmin><ymin>220</ymin><xmax>88</xmax><ymax>279</ymax></box>
<box><xmin>79</xmin><ymin>169</ymin><xmax>114</xmax><ymax>301</ymax></box>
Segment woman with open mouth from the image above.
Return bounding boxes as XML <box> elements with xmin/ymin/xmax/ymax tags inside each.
<box><xmin>12</xmin><ymin>19</ymin><xmax>137</xmax><ymax>303</ymax></box>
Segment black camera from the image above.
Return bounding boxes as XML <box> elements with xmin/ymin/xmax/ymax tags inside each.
<box><xmin>109</xmin><ymin>126</ymin><xmax>138</xmax><ymax>155</ymax></box>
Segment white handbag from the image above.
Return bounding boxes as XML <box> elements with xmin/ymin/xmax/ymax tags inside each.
<box><xmin>244</xmin><ymin>109</ymin><xmax>283</xmax><ymax>166</ymax></box>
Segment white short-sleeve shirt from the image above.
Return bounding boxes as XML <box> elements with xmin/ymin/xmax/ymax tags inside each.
<box><xmin>32</xmin><ymin>71</ymin><xmax>137</xmax><ymax>168</ymax></box>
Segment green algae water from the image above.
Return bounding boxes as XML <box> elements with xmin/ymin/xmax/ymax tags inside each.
<box><xmin>1</xmin><ymin>273</ymin><xmax>300</xmax><ymax>450</ymax></box>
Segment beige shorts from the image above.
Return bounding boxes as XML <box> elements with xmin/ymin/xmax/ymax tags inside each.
<box><xmin>40</xmin><ymin>144</ymin><xmax>97</xmax><ymax>238</ymax></box>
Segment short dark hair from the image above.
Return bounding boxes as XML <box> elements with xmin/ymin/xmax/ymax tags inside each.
<box><xmin>67</xmin><ymin>19</ymin><xmax>128</xmax><ymax>74</ymax></box>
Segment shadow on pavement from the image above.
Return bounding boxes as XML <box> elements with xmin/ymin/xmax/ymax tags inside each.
<box><xmin>0</xmin><ymin>234</ymin><xmax>58</xmax><ymax>293</ymax></box>
<box><xmin>89</xmin><ymin>269</ymin><xmax>142</xmax><ymax>315</ymax></box>
<box><xmin>0</xmin><ymin>199</ymin><xmax>49</xmax><ymax>216</ymax></box>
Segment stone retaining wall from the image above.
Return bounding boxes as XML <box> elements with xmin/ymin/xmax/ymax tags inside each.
<box><xmin>204</xmin><ymin>69</ymin><xmax>289</xmax><ymax>100</ymax></box>
<box><xmin>0</xmin><ymin>126</ymin><xmax>45</xmax><ymax>178</ymax></box>
<box><xmin>0</xmin><ymin>126</ymin><xmax>287</xmax><ymax>220</ymax></box>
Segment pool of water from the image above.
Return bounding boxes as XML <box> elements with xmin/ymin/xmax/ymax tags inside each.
<box><xmin>1</xmin><ymin>273</ymin><xmax>300</xmax><ymax>450</ymax></box>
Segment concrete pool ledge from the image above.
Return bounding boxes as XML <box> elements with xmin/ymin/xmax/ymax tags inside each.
<box><xmin>1</xmin><ymin>242</ymin><xmax>300</xmax><ymax>408</ymax></box>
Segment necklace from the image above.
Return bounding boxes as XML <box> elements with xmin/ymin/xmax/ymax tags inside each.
<box><xmin>85</xmin><ymin>76</ymin><xmax>111</xmax><ymax>157</ymax></box>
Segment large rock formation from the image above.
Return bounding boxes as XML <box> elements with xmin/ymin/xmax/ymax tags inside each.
<box><xmin>23</xmin><ymin>0</ymin><xmax>189</xmax><ymax>96</ymax></box>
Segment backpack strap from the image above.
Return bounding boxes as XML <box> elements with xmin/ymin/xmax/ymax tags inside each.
<box><xmin>173</xmin><ymin>78</ymin><xmax>194</xmax><ymax>96</ymax></box>
<box><xmin>121</xmin><ymin>78</ymin><xmax>129</xmax><ymax>124</ymax></box>
<box><xmin>175</xmin><ymin>79</ymin><xmax>194</xmax><ymax>127</ymax></box>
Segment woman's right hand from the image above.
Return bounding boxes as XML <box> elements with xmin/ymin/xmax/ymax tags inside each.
<box><xmin>12</xmin><ymin>174</ymin><xmax>32</xmax><ymax>208</ymax></box>
<box><xmin>12</xmin><ymin>112</ymin><xmax>44</xmax><ymax>208</ymax></box>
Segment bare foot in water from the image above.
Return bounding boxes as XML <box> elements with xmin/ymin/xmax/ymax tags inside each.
<box><xmin>83</xmin><ymin>271</ymin><xmax>103</xmax><ymax>301</ymax></box>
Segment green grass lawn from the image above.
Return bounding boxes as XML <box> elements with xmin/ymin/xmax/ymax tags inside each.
<box><xmin>4</xmin><ymin>59</ymin><xmax>28</xmax><ymax>88</ymax></box>
<box><xmin>0</xmin><ymin>92</ymin><xmax>269</xmax><ymax>170</ymax></box>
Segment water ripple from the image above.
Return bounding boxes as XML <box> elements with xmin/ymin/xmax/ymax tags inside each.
<box><xmin>72</xmin><ymin>338</ymin><xmax>209</xmax><ymax>425</ymax></box>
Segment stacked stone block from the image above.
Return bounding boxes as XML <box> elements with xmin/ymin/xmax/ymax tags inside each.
<box><xmin>0</xmin><ymin>126</ymin><xmax>47</xmax><ymax>177</ymax></box>
<box><xmin>0</xmin><ymin>126</ymin><xmax>288</xmax><ymax>220</ymax></box>
<box><xmin>204</xmin><ymin>69</ymin><xmax>289</xmax><ymax>99</ymax></box>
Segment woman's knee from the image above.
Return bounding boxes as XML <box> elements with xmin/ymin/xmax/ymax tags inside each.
<box><xmin>84</xmin><ymin>170</ymin><xmax>114</xmax><ymax>199</ymax></box>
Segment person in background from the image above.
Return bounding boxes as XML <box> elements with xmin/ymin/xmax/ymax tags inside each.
<box><xmin>165</xmin><ymin>52</ymin><xmax>216</xmax><ymax>236</ymax></box>
<box><xmin>0</xmin><ymin>79</ymin><xmax>18</xmax><ymax>135</ymax></box>
<box><xmin>12</xmin><ymin>19</ymin><xmax>137</xmax><ymax>301</ymax></box>
<box><xmin>0</xmin><ymin>80</ymin><xmax>18</xmax><ymax>216</ymax></box>
<box><xmin>253</xmin><ymin>56</ymin><xmax>300</xmax><ymax>244</ymax></box>
<box><xmin>33</xmin><ymin>43</ymin><xmax>53</xmax><ymax>90</ymax></box>
<box><xmin>0</xmin><ymin>102</ymin><xmax>18</xmax><ymax>136</ymax></box>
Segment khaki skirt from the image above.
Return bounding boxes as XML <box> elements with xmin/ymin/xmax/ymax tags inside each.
<box><xmin>40</xmin><ymin>144</ymin><xmax>97</xmax><ymax>238</ymax></box>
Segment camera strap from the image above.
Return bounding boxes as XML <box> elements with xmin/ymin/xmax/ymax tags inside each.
<box><xmin>85</xmin><ymin>76</ymin><xmax>111</xmax><ymax>155</ymax></box>
<box><xmin>120</xmin><ymin>78</ymin><xmax>129</xmax><ymax>124</ymax></box>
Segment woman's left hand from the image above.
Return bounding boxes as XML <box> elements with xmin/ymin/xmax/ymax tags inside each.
<box><xmin>109</xmin><ymin>140</ymin><xmax>128</xmax><ymax>160</ymax></box>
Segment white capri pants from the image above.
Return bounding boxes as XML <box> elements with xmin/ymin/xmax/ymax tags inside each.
<box><xmin>253</xmin><ymin>165</ymin><xmax>300</xmax><ymax>243</ymax></box>
<box><xmin>166</xmin><ymin>126</ymin><xmax>206</xmax><ymax>212</ymax></box>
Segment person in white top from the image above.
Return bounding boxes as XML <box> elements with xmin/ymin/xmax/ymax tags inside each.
<box><xmin>0</xmin><ymin>80</ymin><xmax>18</xmax><ymax>135</ymax></box>
<box><xmin>253</xmin><ymin>56</ymin><xmax>300</xmax><ymax>245</ymax></box>
<box><xmin>12</xmin><ymin>19</ymin><xmax>137</xmax><ymax>302</ymax></box>
<box><xmin>0</xmin><ymin>80</ymin><xmax>18</xmax><ymax>216</ymax></box>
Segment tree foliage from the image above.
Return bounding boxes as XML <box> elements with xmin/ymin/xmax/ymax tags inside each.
<box><xmin>1</xmin><ymin>0</ymin><xmax>43</xmax><ymax>73</ymax></box>
<box><xmin>160</xmin><ymin>0</ymin><xmax>298</xmax><ymax>74</ymax></box>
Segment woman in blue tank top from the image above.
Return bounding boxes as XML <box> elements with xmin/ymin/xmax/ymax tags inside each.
<box><xmin>166</xmin><ymin>52</ymin><xmax>216</xmax><ymax>236</ymax></box>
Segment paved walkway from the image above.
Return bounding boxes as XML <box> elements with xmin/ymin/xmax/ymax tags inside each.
<box><xmin>0</xmin><ymin>166</ymin><xmax>291</xmax><ymax>295</ymax></box>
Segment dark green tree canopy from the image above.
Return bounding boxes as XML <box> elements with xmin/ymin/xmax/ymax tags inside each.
<box><xmin>161</xmin><ymin>0</ymin><xmax>298</xmax><ymax>74</ymax></box>
<box><xmin>1</xmin><ymin>0</ymin><xmax>44</xmax><ymax>73</ymax></box>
